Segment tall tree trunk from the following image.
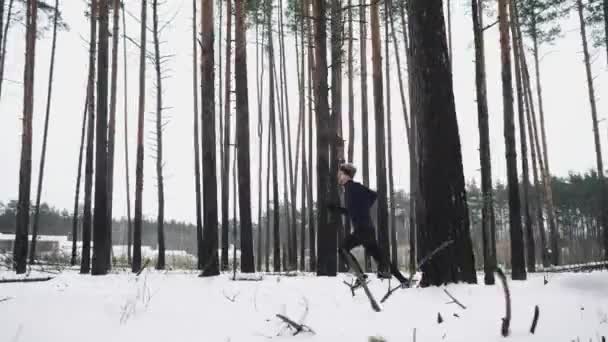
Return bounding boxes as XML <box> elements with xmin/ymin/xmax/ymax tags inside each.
<box><xmin>314</xmin><ymin>0</ymin><xmax>335</xmax><ymax>276</ymax></box>
<box><xmin>498</xmin><ymin>0</ymin><xmax>526</xmax><ymax>280</ymax></box>
<box><xmin>192</xmin><ymin>0</ymin><xmax>203</xmax><ymax>270</ymax></box>
<box><xmin>256</xmin><ymin>9</ymin><xmax>265</xmax><ymax>272</ymax></box>
<box><xmin>472</xmin><ymin>0</ymin><xmax>497</xmax><ymax>284</ymax></box>
<box><xmin>307</xmin><ymin>0</ymin><xmax>316</xmax><ymax>272</ymax></box>
<box><xmin>576</xmin><ymin>0</ymin><xmax>608</xmax><ymax>261</ymax></box>
<box><xmin>360</xmin><ymin>0</ymin><xmax>370</xmax><ymax>192</ymax></box>
<box><xmin>347</xmin><ymin>0</ymin><xmax>354</xmax><ymax>163</ymax></box>
<box><xmin>279</xmin><ymin>0</ymin><xmax>297</xmax><ymax>270</ymax></box>
<box><xmin>132</xmin><ymin>0</ymin><xmax>147</xmax><ymax>273</ymax></box>
<box><xmin>152</xmin><ymin>0</ymin><xmax>165</xmax><ymax>270</ymax></box>
<box><xmin>81</xmin><ymin>0</ymin><xmax>98</xmax><ymax>275</ymax></box>
<box><xmin>13</xmin><ymin>0</ymin><xmax>37</xmax><ymax>274</ymax></box>
<box><xmin>232</xmin><ymin>151</ymin><xmax>238</xmax><ymax>274</ymax></box>
<box><xmin>407</xmin><ymin>0</ymin><xmax>476</xmax><ymax>286</ymax></box>
<box><xmin>200</xmin><ymin>0</ymin><xmax>219</xmax><ymax>276</ymax></box>
<box><xmin>298</xmin><ymin>0</ymin><xmax>307</xmax><ymax>272</ymax></box>
<box><xmin>71</xmin><ymin>98</ymin><xmax>88</xmax><ymax>266</ymax></box>
<box><xmin>92</xmin><ymin>0</ymin><xmax>110</xmax><ymax>276</ymax></box>
<box><xmin>266</xmin><ymin>114</ymin><xmax>272</xmax><ymax>272</ymax></box>
<box><xmin>221</xmin><ymin>0</ymin><xmax>232</xmax><ymax>272</ymax></box>
<box><xmin>398</xmin><ymin>1</ymin><xmax>417</xmax><ymax>275</ymax></box>
<box><xmin>370</xmin><ymin>0</ymin><xmax>389</xmax><ymax>271</ymax></box>
<box><xmin>510</xmin><ymin>0</ymin><xmax>535</xmax><ymax>272</ymax></box>
<box><xmin>531</xmin><ymin>13</ymin><xmax>559</xmax><ymax>265</ymax></box>
<box><xmin>122</xmin><ymin>3</ymin><xmax>133</xmax><ymax>266</ymax></box>
<box><xmin>235</xmin><ymin>0</ymin><xmax>254</xmax><ymax>273</ymax></box>
<box><xmin>446</xmin><ymin>0</ymin><xmax>452</xmax><ymax>65</ymax></box>
<box><xmin>603</xmin><ymin>0</ymin><xmax>608</xmax><ymax>65</ymax></box>
<box><xmin>385</xmin><ymin>0</ymin><xmax>397</xmax><ymax>268</ymax></box>
<box><xmin>330</xmin><ymin>0</ymin><xmax>345</xmax><ymax>273</ymax></box>
<box><xmin>266</xmin><ymin>0</ymin><xmax>281</xmax><ymax>272</ymax></box>
<box><xmin>0</xmin><ymin>0</ymin><xmax>14</xmax><ymax>103</ymax></box>
<box><xmin>30</xmin><ymin>0</ymin><xmax>59</xmax><ymax>264</ymax></box>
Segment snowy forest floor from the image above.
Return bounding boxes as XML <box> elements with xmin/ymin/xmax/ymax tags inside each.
<box><xmin>1</xmin><ymin>268</ymin><xmax>607</xmax><ymax>342</ymax></box>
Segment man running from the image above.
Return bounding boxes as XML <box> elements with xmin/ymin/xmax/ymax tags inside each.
<box><xmin>329</xmin><ymin>163</ymin><xmax>409</xmax><ymax>288</ymax></box>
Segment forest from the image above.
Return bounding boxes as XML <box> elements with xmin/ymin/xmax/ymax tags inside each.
<box><xmin>1</xmin><ymin>0</ymin><xmax>608</xmax><ymax>286</ymax></box>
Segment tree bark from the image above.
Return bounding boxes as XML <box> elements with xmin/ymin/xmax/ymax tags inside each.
<box><xmin>385</xmin><ymin>0</ymin><xmax>397</xmax><ymax>268</ymax></box>
<box><xmin>13</xmin><ymin>0</ymin><xmax>37</xmax><ymax>274</ymax></box>
<box><xmin>299</xmin><ymin>0</ymin><xmax>307</xmax><ymax>272</ymax></box>
<box><xmin>81</xmin><ymin>0</ymin><xmax>97</xmax><ymax>275</ymax></box>
<box><xmin>498</xmin><ymin>0</ymin><xmax>526</xmax><ymax>280</ymax></box>
<box><xmin>472</xmin><ymin>0</ymin><xmax>497</xmax><ymax>284</ymax></box>
<box><xmin>105</xmin><ymin>0</ymin><xmax>121</xmax><ymax>270</ymax></box>
<box><xmin>347</xmin><ymin>0</ymin><xmax>354</xmax><ymax>163</ymax></box>
<box><xmin>200</xmin><ymin>0</ymin><xmax>219</xmax><ymax>276</ymax></box>
<box><xmin>510</xmin><ymin>0</ymin><xmax>535</xmax><ymax>272</ymax></box>
<box><xmin>151</xmin><ymin>0</ymin><xmax>165</xmax><ymax>270</ymax></box>
<box><xmin>221</xmin><ymin>0</ymin><xmax>232</xmax><ymax>272</ymax></box>
<box><xmin>132</xmin><ymin>0</ymin><xmax>146</xmax><ymax>273</ymax></box>
<box><xmin>0</xmin><ymin>0</ymin><xmax>15</xmax><ymax>103</ymax></box>
<box><xmin>307</xmin><ymin>0</ymin><xmax>316</xmax><ymax>272</ymax></box>
<box><xmin>371</xmin><ymin>0</ymin><xmax>390</xmax><ymax>271</ymax></box>
<box><xmin>576</xmin><ymin>0</ymin><xmax>608</xmax><ymax>261</ymax></box>
<box><xmin>121</xmin><ymin>3</ymin><xmax>133</xmax><ymax>266</ymax></box>
<box><xmin>314</xmin><ymin>0</ymin><xmax>335</xmax><ymax>276</ymax></box>
<box><xmin>191</xmin><ymin>0</ymin><xmax>203</xmax><ymax>270</ymax></box>
<box><xmin>235</xmin><ymin>0</ymin><xmax>254</xmax><ymax>273</ymax></box>
<box><xmin>256</xmin><ymin>8</ymin><xmax>265</xmax><ymax>272</ymax></box>
<box><xmin>30</xmin><ymin>0</ymin><xmax>59</xmax><ymax>264</ymax></box>
<box><xmin>407</xmin><ymin>0</ymin><xmax>476</xmax><ymax>286</ymax></box>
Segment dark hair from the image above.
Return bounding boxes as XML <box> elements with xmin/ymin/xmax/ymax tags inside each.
<box><xmin>339</xmin><ymin>163</ymin><xmax>357</xmax><ymax>178</ymax></box>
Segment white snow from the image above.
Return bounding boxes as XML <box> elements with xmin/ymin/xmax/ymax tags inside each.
<box><xmin>0</xmin><ymin>269</ymin><xmax>607</xmax><ymax>342</ymax></box>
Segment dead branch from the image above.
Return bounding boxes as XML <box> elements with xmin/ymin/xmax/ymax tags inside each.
<box><xmin>0</xmin><ymin>276</ymin><xmax>53</xmax><ymax>284</ymax></box>
<box><xmin>222</xmin><ymin>289</ymin><xmax>239</xmax><ymax>302</ymax></box>
<box><xmin>530</xmin><ymin>305</ymin><xmax>539</xmax><ymax>334</ymax></box>
<box><xmin>443</xmin><ymin>289</ymin><xmax>467</xmax><ymax>309</ymax></box>
<box><xmin>483</xmin><ymin>20</ymin><xmax>499</xmax><ymax>31</ymax></box>
<box><xmin>275</xmin><ymin>314</ymin><xmax>315</xmax><ymax>336</ymax></box>
<box><xmin>496</xmin><ymin>267</ymin><xmax>511</xmax><ymax>337</ymax></box>
<box><xmin>0</xmin><ymin>297</ymin><xmax>13</xmax><ymax>303</ymax></box>
<box><xmin>437</xmin><ymin>312</ymin><xmax>444</xmax><ymax>324</ymax></box>
<box><xmin>136</xmin><ymin>259</ymin><xmax>150</xmax><ymax>276</ymax></box>
<box><xmin>380</xmin><ymin>283</ymin><xmax>401</xmax><ymax>303</ymax></box>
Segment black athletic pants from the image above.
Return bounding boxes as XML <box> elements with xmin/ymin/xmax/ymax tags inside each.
<box><xmin>339</xmin><ymin>227</ymin><xmax>407</xmax><ymax>283</ymax></box>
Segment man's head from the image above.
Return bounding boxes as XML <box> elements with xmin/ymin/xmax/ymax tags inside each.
<box><xmin>337</xmin><ymin>163</ymin><xmax>357</xmax><ymax>185</ymax></box>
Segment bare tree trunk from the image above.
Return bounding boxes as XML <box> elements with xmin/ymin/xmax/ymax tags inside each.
<box><xmin>220</xmin><ymin>0</ymin><xmax>232</xmax><ymax>272</ymax></box>
<box><xmin>397</xmin><ymin>1</ymin><xmax>417</xmax><ymax>274</ymax></box>
<box><xmin>266</xmin><ymin>115</ymin><xmax>272</xmax><ymax>272</ymax></box>
<box><xmin>13</xmin><ymin>0</ymin><xmax>37</xmax><ymax>274</ymax></box>
<box><xmin>235</xmin><ymin>0</ymin><xmax>254</xmax><ymax>272</ymax></box>
<box><xmin>132</xmin><ymin>0</ymin><xmax>147</xmax><ymax>273</ymax></box>
<box><xmin>498</xmin><ymin>0</ymin><xmax>526</xmax><ymax>280</ymax></box>
<box><xmin>256</xmin><ymin>8</ymin><xmax>265</xmax><ymax>273</ymax></box>
<box><xmin>81</xmin><ymin>0</ymin><xmax>97</xmax><ymax>275</ymax></box>
<box><xmin>347</xmin><ymin>0</ymin><xmax>354</xmax><ymax>164</ymax></box>
<box><xmin>71</xmin><ymin>97</ymin><xmax>88</xmax><ymax>266</ymax></box>
<box><xmin>385</xmin><ymin>0</ymin><xmax>397</xmax><ymax>268</ymax></box>
<box><xmin>472</xmin><ymin>0</ymin><xmax>497</xmax><ymax>284</ymax></box>
<box><xmin>446</xmin><ymin>0</ymin><xmax>452</xmax><ymax>66</ymax></box>
<box><xmin>151</xmin><ymin>0</ymin><xmax>165</xmax><ymax>270</ymax></box>
<box><xmin>297</xmin><ymin>0</ymin><xmax>307</xmax><ymax>271</ymax></box>
<box><xmin>0</xmin><ymin>0</ymin><xmax>15</xmax><ymax>103</ymax></box>
<box><xmin>30</xmin><ymin>0</ymin><xmax>59</xmax><ymax>264</ymax></box>
<box><xmin>121</xmin><ymin>3</ymin><xmax>133</xmax><ymax>266</ymax></box>
<box><xmin>371</xmin><ymin>0</ymin><xmax>390</xmax><ymax>271</ymax></box>
<box><xmin>307</xmin><ymin>0</ymin><xmax>316</xmax><ymax>272</ymax></box>
<box><xmin>200</xmin><ymin>0</ymin><xmax>219</xmax><ymax>276</ymax></box>
<box><xmin>314</xmin><ymin>0</ymin><xmax>335</xmax><ymax>276</ymax></box>
<box><xmin>510</xmin><ymin>0</ymin><xmax>535</xmax><ymax>272</ymax></box>
<box><xmin>192</xmin><ymin>0</ymin><xmax>203</xmax><ymax>270</ymax></box>
<box><xmin>232</xmin><ymin>151</ymin><xmax>238</xmax><ymax>274</ymax></box>
<box><xmin>576</xmin><ymin>0</ymin><xmax>608</xmax><ymax>260</ymax></box>
<box><xmin>531</xmin><ymin>14</ymin><xmax>559</xmax><ymax>266</ymax></box>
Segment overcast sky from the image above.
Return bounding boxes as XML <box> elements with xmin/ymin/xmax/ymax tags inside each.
<box><xmin>1</xmin><ymin>0</ymin><xmax>607</xmax><ymax>225</ymax></box>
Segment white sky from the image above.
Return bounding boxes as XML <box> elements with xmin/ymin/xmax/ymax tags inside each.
<box><xmin>1</xmin><ymin>0</ymin><xmax>607</xmax><ymax>224</ymax></box>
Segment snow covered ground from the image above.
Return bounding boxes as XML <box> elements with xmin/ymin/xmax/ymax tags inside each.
<box><xmin>1</xmin><ymin>268</ymin><xmax>607</xmax><ymax>342</ymax></box>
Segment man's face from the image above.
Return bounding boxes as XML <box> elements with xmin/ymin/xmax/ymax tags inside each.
<box><xmin>337</xmin><ymin>170</ymin><xmax>350</xmax><ymax>185</ymax></box>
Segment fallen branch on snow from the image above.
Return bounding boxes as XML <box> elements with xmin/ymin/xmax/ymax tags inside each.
<box><xmin>135</xmin><ymin>259</ymin><xmax>151</xmax><ymax>276</ymax></box>
<box><xmin>222</xmin><ymin>289</ymin><xmax>240</xmax><ymax>303</ymax></box>
<box><xmin>443</xmin><ymin>289</ymin><xmax>467</xmax><ymax>309</ymax></box>
<box><xmin>0</xmin><ymin>276</ymin><xmax>53</xmax><ymax>284</ymax></box>
<box><xmin>380</xmin><ymin>281</ymin><xmax>402</xmax><ymax>303</ymax></box>
<box><xmin>496</xmin><ymin>267</ymin><xmax>511</xmax><ymax>337</ymax></box>
<box><xmin>0</xmin><ymin>296</ymin><xmax>13</xmax><ymax>303</ymax></box>
<box><xmin>530</xmin><ymin>305</ymin><xmax>539</xmax><ymax>334</ymax></box>
<box><xmin>275</xmin><ymin>314</ymin><xmax>315</xmax><ymax>336</ymax></box>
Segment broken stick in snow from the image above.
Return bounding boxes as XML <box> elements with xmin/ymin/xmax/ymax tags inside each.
<box><xmin>496</xmin><ymin>267</ymin><xmax>511</xmax><ymax>337</ymax></box>
<box><xmin>0</xmin><ymin>276</ymin><xmax>53</xmax><ymax>284</ymax></box>
<box><xmin>275</xmin><ymin>314</ymin><xmax>315</xmax><ymax>336</ymax></box>
<box><xmin>530</xmin><ymin>305</ymin><xmax>539</xmax><ymax>334</ymax></box>
<box><xmin>443</xmin><ymin>289</ymin><xmax>467</xmax><ymax>309</ymax></box>
<box><xmin>0</xmin><ymin>296</ymin><xmax>13</xmax><ymax>303</ymax></box>
<box><xmin>136</xmin><ymin>259</ymin><xmax>150</xmax><ymax>276</ymax></box>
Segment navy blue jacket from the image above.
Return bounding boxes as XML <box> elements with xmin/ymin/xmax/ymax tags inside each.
<box><xmin>330</xmin><ymin>180</ymin><xmax>377</xmax><ymax>230</ymax></box>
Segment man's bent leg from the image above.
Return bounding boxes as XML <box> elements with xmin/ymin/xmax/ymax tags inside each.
<box><xmin>364</xmin><ymin>238</ymin><xmax>408</xmax><ymax>283</ymax></box>
<box><xmin>339</xmin><ymin>233</ymin><xmax>364</xmax><ymax>274</ymax></box>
